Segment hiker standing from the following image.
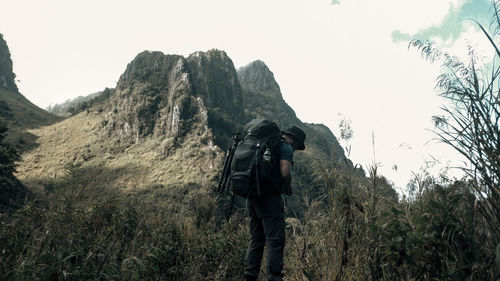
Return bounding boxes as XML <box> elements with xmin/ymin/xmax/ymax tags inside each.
<box><xmin>244</xmin><ymin>125</ymin><xmax>306</xmax><ymax>281</ymax></box>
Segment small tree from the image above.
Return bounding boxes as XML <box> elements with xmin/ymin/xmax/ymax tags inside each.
<box><xmin>0</xmin><ymin>118</ymin><xmax>25</xmax><ymax>209</ymax></box>
<box><xmin>0</xmin><ymin>119</ymin><xmax>19</xmax><ymax>180</ymax></box>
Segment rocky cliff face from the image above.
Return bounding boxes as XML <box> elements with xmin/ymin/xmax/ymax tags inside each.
<box><xmin>186</xmin><ymin>50</ymin><xmax>244</xmax><ymax>114</ymax></box>
<box><xmin>0</xmin><ymin>34</ymin><xmax>18</xmax><ymax>92</ymax></box>
<box><xmin>238</xmin><ymin>60</ymin><xmax>281</xmax><ymax>98</ymax></box>
<box><xmin>237</xmin><ymin>60</ymin><xmax>297</xmax><ymax>125</ymax></box>
<box><xmin>103</xmin><ymin>51</ymin><xmax>196</xmax><ymax>142</ymax></box>
<box><xmin>98</xmin><ymin>50</ymin><xmax>243</xmax><ymax>150</ymax></box>
<box><xmin>186</xmin><ymin>50</ymin><xmax>244</xmax><ymax>149</ymax></box>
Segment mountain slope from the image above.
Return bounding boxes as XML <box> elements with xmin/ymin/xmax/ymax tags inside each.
<box><xmin>16</xmin><ymin>51</ymin><xmax>234</xmax><ymax>210</ymax></box>
<box><xmin>0</xmin><ymin>33</ymin><xmax>61</xmax><ymax>210</ymax></box>
<box><xmin>15</xmin><ymin>49</ymin><xmax>351</xmax><ymax>215</ymax></box>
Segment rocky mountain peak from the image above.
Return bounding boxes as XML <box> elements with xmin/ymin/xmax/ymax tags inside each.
<box><xmin>0</xmin><ymin>34</ymin><xmax>18</xmax><ymax>92</ymax></box>
<box><xmin>185</xmin><ymin>49</ymin><xmax>245</xmax><ymax>148</ymax></box>
<box><xmin>119</xmin><ymin>51</ymin><xmax>188</xmax><ymax>86</ymax></box>
<box><xmin>236</xmin><ymin>60</ymin><xmax>299</xmax><ymax>128</ymax></box>
<box><xmin>102</xmin><ymin>51</ymin><xmax>194</xmax><ymax>143</ymax></box>
<box><xmin>98</xmin><ymin>49</ymin><xmax>245</xmax><ymax>150</ymax></box>
<box><xmin>186</xmin><ymin>49</ymin><xmax>244</xmax><ymax>113</ymax></box>
<box><xmin>237</xmin><ymin>60</ymin><xmax>281</xmax><ymax>98</ymax></box>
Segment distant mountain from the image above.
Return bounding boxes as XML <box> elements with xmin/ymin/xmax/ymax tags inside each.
<box><xmin>46</xmin><ymin>92</ymin><xmax>103</xmax><ymax>117</ymax></box>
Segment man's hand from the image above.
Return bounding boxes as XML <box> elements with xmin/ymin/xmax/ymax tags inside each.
<box><xmin>280</xmin><ymin>159</ymin><xmax>292</xmax><ymax>195</ymax></box>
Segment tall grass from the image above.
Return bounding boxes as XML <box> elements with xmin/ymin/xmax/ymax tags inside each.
<box><xmin>1</xmin><ymin>167</ymin><xmax>248</xmax><ymax>281</ymax></box>
<box><xmin>2</xmin><ymin>157</ymin><xmax>497</xmax><ymax>280</ymax></box>
<box><xmin>280</xmin><ymin>158</ymin><xmax>495</xmax><ymax>281</ymax></box>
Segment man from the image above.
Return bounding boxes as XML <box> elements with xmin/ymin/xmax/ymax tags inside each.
<box><xmin>245</xmin><ymin>125</ymin><xmax>306</xmax><ymax>281</ymax></box>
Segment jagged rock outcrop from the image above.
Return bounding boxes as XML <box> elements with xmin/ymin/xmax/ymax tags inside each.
<box><xmin>238</xmin><ymin>60</ymin><xmax>281</xmax><ymax>97</ymax></box>
<box><xmin>99</xmin><ymin>49</ymin><xmax>244</xmax><ymax>151</ymax></box>
<box><xmin>0</xmin><ymin>34</ymin><xmax>18</xmax><ymax>92</ymax></box>
<box><xmin>103</xmin><ymin>51</ymin><xmax>197</xmax><ymax>143</ymax></box>
<box><xmin>187</xmin><ymin>50</ymin><xmax>244</xmax><ymax>149</ymax></box>
<box><xmin>237</xmin><ymin>61</ymin><xmax>301</xmax><ymax>128</ymax></box>
<box><xmin>186</xmin><ymin>50</ymin><xmax>244</xmax><ymax>114</ymax></box>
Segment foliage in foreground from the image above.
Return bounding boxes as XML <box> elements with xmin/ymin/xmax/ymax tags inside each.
<box><xmin>1</xmin><ymin>157</ymin><xmax>498</xmax><ymax>281</ymax></box>
<box><xmin>282</xmin><ymin>161</ymin><xmax>498</xmax><ymax>281</ymax></box>
<box><xmin>411</xmin><ymin>0</ymin><xmax>500</xmax><ymax>254</ymax></box>
<box><xmin>0</xmin><ymin>174</ymin><xmax>248</xmax><ymax>281</ymax></box>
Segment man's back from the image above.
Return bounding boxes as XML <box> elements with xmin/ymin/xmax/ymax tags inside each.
<box><xmin>245</xmin><ymin>125</ymin><xmax>306</xmax><ymax>281</ymax></box>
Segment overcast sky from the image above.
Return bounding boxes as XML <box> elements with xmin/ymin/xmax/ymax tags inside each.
<box><xmin>0</xmin><ymin>0</ymin><xmax>495</xmax><ymax>190</ymax></box>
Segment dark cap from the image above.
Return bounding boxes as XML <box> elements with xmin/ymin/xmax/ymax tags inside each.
<box><xmin>283</xmin><ymin>125</ymin><xmax>306</xmax><ymax>150</ymax></box>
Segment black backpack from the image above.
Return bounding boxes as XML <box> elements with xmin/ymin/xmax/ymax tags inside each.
<box><xmin>218</xmin><ymin>119</ymin><xmax>283</xmax><ymax>198</ymax></box>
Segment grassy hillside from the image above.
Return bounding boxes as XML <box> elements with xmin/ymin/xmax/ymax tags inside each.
<box><xmin>16</xmin><ymin>109</ymin><xmax>223</xmax><ymax>212</ymax></box>
<box><xmin>0</xmin><ymin>88</ymin><xmax>61</xmax><ymax>151</ymax></box>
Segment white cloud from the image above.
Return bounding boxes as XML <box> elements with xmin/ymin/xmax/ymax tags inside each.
<box><xmin>441</xmin><ymin>21</ymin><xmax>496</xmax><ymax>62</ymax></box>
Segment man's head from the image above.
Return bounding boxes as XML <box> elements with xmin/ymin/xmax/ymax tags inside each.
<box><xmin>282</xmin><ymin>125</ymin><xmax>306</xmax><ymax>151</ymax></box>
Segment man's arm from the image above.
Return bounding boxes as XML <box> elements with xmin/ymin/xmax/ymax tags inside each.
<box><xmin>280</xmin><ymin>159</ymin><xmax>292</xmax><ymax>195</ymax></box>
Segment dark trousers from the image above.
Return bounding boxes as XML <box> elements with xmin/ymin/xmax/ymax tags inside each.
<box><xmin>245</xmin><ymin>194</ymin><xmax>285</xmax><ymax>281</ymax></box>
